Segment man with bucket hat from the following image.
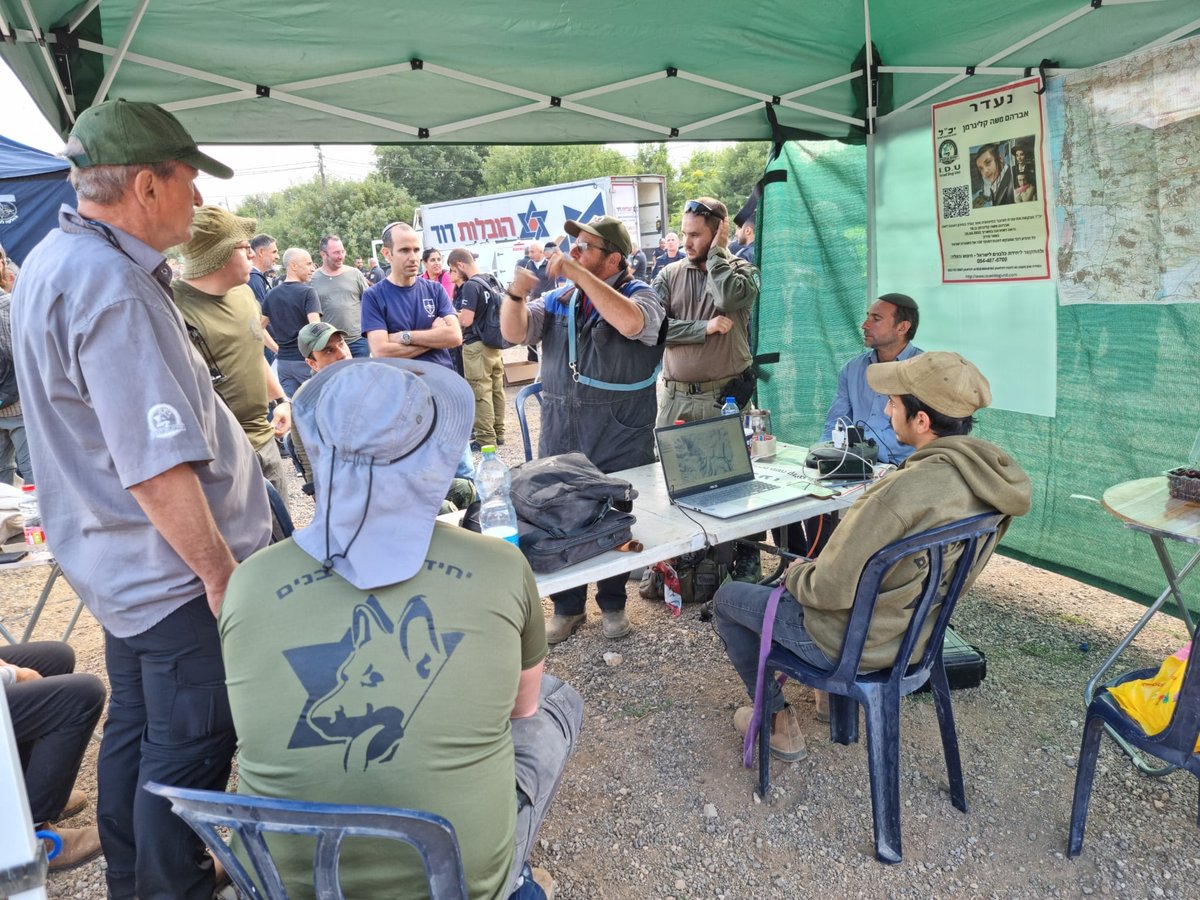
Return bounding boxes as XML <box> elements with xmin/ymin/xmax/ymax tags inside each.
<box><xmin>172</xmin><ymin>205</ymin><xmax>294</xmax><ymax>503</ymax></box>
<box><xmin>713</xmin><ymin>352</ymin><xmax>1031</xmax><ymax>764</ymax></box>
<box><xmin>220</xmin><ymin>358</ymin><xmax>583</xmax><ymax>900</ymax></box>
<box><xmin>11</xmin><ymin>99</ymin><xmax>272</xmax><ymax>899</ymax></box>
<box><xmin>501</xmin><ymin>214</ymin><xmax>665</xmax><ymax>645</ymax></box>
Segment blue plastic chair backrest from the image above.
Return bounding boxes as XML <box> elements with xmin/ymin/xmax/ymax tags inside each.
<box><xmin>515</xmin><ymin>381</ymin><xmax>544</xmax><ymax>462</ymax></box>
<box><xmin>825</xmin><ymin>511</ymin><xmax>1008</xmax><ymax>687</ymax></box>
<box><xmin>144</xmin><ymin>782</ymin><xmax>469</xmax><ymax>900</ymax></box>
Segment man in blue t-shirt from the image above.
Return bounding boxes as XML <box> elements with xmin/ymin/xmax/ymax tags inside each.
<box><xmin>362</xmin><ymin>223</ymin><xmax>462</xmax><ymax>370</ymax></box>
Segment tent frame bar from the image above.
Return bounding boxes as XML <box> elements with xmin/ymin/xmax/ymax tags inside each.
<box><xmin>93</xmin><ymin>0</ymin><xmax>150</xmax><ymax>105</ymax></box>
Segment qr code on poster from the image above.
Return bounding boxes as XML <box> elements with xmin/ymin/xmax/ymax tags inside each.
<box><xmin>941</xmin><ymin>185</ymin><xmax>970</xmax><ymax>220</ymax></box>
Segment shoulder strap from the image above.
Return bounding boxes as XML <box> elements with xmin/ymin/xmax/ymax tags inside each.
<box><xmin>566</xmin><ymin>283</ymin><xmax>660</xmax><ymax>392</ymax></box>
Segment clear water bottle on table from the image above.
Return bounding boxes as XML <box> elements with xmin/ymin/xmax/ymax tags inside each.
<box><xmin>477</xmin><ymin>446</ymin><xmax>520</xmax><ymax>546</ymax></box>
<box><xmin>721</xmin><ymin>396</ymin><xmax>739</xmax><ymax>417</ymax></box>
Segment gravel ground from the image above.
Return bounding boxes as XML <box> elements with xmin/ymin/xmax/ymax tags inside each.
<box><xmin>4</xmin><ymin>358</ymin><xmax>1197</xmax><ymax>899</ymax></box>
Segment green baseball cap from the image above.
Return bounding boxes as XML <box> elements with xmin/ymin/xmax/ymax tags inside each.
<box><xmin>298</xmin><ymin>322</ymin><xmax>348</xmax><ymax>359</ymax></box>
<box><xmin>564</xmin><ymin>215</ymin><xmax>633</xmax><ymax>257</ymax></box>
<box><xmin>67</xmin><ymin>99</ymin><xmax>234</xmax><ymax>179</ymax></box>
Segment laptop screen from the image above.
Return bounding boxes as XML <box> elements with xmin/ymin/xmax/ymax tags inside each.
<box><xmin>656</xmin><ymin>415</ymin><xmax>753</xmax><ymax>497</ymax></box>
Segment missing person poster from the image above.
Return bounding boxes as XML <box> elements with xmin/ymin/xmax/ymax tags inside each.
<box><xmin>932</xmin><ymin>77</ymin><xmax>1050</xmax><ymax>282</ymax></box>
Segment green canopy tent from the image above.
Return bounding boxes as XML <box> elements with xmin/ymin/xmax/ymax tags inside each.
<box><xmin>1</xmin><ymin>1</ymin><xmax>1195</xmax><ymax>145</ymax></box>
<box><xmin>3</xmin><ymin>0</ymin><xmax>1199</xmax><ymax>606</ymax></box>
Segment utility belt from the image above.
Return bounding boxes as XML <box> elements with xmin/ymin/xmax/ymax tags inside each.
<box><xmin>664</xmin><ymin>367</ymin><xmax>756</xmax><ymax>407</ymax></box>
<box><xmin>663</xmin><ymin>375</ymin><xmax>731</xmax><ymax>395</ymax></box>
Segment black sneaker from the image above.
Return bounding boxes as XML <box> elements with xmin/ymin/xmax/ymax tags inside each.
<box><xmin>470</xmin><ymin>441</ymin><xmax>483</xmax><ymax>452</ymax></box>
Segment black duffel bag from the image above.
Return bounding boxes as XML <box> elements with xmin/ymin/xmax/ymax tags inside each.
<box><xmin>464</xmin><ymin>452</ymin><xmax>638</xmax><ymax>572</ymax></box>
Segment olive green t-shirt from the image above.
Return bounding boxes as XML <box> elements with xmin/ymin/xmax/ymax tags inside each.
<box><xmin>219</xmin><ymin>527</ymin><xmax>546</xmax><ymax>900</ymax></box>
<box><xmin>171</xmin><ymin>281</ymin><xmax>274</xmax><ymax>450</ymax></box>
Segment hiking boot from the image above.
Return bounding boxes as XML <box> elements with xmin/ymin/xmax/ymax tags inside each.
<box><xmin>545</xmin><ymin>614</ymin><xmax>586</xmax><ymax>645</ymax></box>
<box><xmin>638</xmin><ymin>566</ymin><xmax>663</xmax><ymax>600</ymax></box>
<box><xmin>733</xmin><ymin>705</ymin><xmax>808</xmax><ymax>762</ymax></box>
<box><xmin>531</xmin><ymin>866</ymin><xmax>555</xmax><ymax>899</ymax></box>
<box><xmin>814</xmin><ymin>689</ymin><xmax>830</xmax><ymax>723</ymax></box>
<box><xmin>601</xmin><ymin>609</ymin><xmax>632</xmax><ymax>639</ymax></box>
<box><xmin>42</xmin><ymin>824</ymin><xmax>102</xmax><ymax>871</ymax></box>
<box><xmin>57</xmin><ymin>788</ymin><xmax>88</xmax><ymax>820</ymax></box>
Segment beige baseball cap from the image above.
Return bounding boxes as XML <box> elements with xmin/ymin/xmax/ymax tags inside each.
<box><xmin>866</xmin><ymin>351</ymin><xmax>991</xmax><ymax>417</ymax></box>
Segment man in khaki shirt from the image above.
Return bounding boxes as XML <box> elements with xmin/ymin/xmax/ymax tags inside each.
<box><xmin>654</xmin><ymin>196</ymin><xmax>760</xmax><ymax>425</ymax></box>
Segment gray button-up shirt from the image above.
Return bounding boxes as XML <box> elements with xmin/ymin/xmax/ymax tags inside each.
<box><xmin>11</xmin><ymin>205</ymin><xmax>271</xmax><ymax>637</ymax></box>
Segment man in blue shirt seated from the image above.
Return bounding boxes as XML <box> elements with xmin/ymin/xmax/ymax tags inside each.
<box><xmin>822</xmin><ymin>293</ymin><xmax>922</xmax><ymax>466</ymax></box>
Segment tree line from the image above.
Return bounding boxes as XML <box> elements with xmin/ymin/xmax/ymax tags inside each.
<box><xmin>235</xmin><ymin>141</ymin><xmax>771</xmax><ymax>263</ymax></box>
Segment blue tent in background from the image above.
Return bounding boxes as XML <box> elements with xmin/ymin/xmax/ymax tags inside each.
<box><xmin>0</xmin><ymin>134</ymin><xmax>75</xmax><ymax>266</ymax></box>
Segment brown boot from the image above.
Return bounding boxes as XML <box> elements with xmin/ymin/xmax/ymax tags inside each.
<box><xmin>42</xmin><ymin>824</ymin><xmax>103</xmax><ymax>872</ymax></box>
<box><xmin>601</xmin><ymin>609</ymin><xmax>632</xmax><ymax>639</ymax></box>
<box><xmin>545</xmin><ymin>613</ymin><xmax>586</xmax><ymax>645</ymax></box>
<box><xmin>814</xmin><ymin>689</ymin><xmax>830</xmax><ymax>723</ymax></box>
<box><xmin>531</xmin><ymin>866</ymin><xmax>555</xmax><ymax>899</ymax></box>
<box><xmin>734</xmin><ymin>704</ymin><xmax>808</xmax><ymax>762</ymax></box>
<box><xmin>57</xmin><ymin>788</ymin><xmax>89</xmax><ymax>820</ymax></box>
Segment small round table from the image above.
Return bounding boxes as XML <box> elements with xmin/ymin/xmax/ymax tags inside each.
<box><xmin>1092</xmin><ymin>476</ymin><xmax>1200</xmax><ymax>774</ymax></box>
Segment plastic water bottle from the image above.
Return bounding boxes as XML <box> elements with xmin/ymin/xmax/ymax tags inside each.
<box><xmin>477</xmin><ymin>447</ymin><xmax>520</xmax><ymax>546</ymax></box>
<box><xmin>721</xmin><ymin>396</ymin><xmax>739</xmax><ymax>417</ymax></box>
<box><xmin>476</xmin><ymin>445</ymin><xmax>508</xmax><ymax>504</ymax></box>
<box><xmin>20</xmin><ymin>484</ymin><xmax>46</xmax><ymax>547</ymax></box>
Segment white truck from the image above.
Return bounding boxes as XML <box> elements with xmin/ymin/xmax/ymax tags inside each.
<box><xmin>407</xmin><ymin>175</ymin><xmax>668</xmax><ymax>277</ymax></box>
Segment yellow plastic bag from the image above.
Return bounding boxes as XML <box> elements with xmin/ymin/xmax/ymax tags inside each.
<box><xmin>1107</xmin><ymin>642</ymin><xmax>1198</xmax><ymax>751</ymax></box>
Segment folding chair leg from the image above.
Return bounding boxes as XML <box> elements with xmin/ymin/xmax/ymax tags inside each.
<box><xmin>861</xmin><ymin>687</ymin><xmax>903</xmax><ymax>864</ymax></box>
<box><xmin>929</xmin><ymin>660</ymin><xmax>966</xmax><ymax>812</ymax></box>
<box><xmin>829</xmin><ymin>694</ymin><xmax>859</xmax><ymax>745</ymax></box>
<box><xmin>1067</xmin><ymin>714</ymin><xmax>1107</xmax><ymax>857</ymax></box>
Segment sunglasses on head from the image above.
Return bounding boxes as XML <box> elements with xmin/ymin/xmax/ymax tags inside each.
<box><xmin>684</xmin><ymin>199</ymin><xmax>725</xmax><ymax>220</ymax></box>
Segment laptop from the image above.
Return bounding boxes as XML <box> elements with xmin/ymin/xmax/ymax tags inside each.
<box><xmin>654</xmin><ymin>416</ymin><xmax>818</xmax><ymax>518</ymax></box>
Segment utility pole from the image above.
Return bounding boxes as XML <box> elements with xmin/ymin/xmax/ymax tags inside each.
<box><xmin>315</xmin><ymin>143</ymin><xmax>327</xmax><ymax>192</ymax></box>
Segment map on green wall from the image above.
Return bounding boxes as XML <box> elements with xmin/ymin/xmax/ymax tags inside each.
<box><xmin>1052</xmin><ymin>35</ymin><xmax>1200</xmax><ymax>305</ymax></box>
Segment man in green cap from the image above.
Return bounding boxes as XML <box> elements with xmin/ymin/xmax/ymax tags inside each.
<box><xmin>173</xmin><ymin>205</ymin><xmax>293</xmax><ymax>506</ymax></box>
<box><xmin>11</xmin><ymin>99</ymin><xmax>271</xmax><ymax>900</ymax></box>
<box><xmin>500</xmin><ymin>214</ymin><xmax>665</xmax><ymax>645</ymax></box>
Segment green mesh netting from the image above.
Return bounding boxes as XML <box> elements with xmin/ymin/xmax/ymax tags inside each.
<box><xmin>755</xmin><ymin>139</ymin><xmax>1200</xmax><ymax>614</ymax></box>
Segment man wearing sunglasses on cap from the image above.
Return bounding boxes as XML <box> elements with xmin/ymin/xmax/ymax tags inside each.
<box><xmin>654</xmin><ymin>196</ymin><xmax>760</xmax><ymax>426</ymax></box>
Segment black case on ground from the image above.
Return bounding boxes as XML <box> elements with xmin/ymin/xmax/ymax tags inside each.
<box><xmin>915</xmin><ymin>626</ymin><xmax>987</xmax><ymax>693</ymax></box>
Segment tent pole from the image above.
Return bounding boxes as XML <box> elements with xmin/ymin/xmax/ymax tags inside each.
<box><xmin>863</xmin><ymin>0</ymin><xmax>877</xmax><ymax>301</ymax></box>
<box><xmin>93</xmin><ymin>0</ymin><xmax>151</xmax><ymax>105</ymax></box>
<box><xmin>14</xmin><ymin>0</ymin><xmax>76</xmax><ymax>123</ymax></box>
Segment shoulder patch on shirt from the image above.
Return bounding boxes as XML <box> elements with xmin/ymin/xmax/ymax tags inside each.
<box><xmin>147</xmin><ymin>403</ymin><xmax>185</xmax><ymax>439</ymax></box>
<box><xmin>422</xmin><ymin>295</ymin><xmax>437</xmax><ymax>318</ymax></box>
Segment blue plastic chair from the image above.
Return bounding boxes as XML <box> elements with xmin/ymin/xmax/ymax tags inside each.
<box><xmin>144</xmin><ymin>782</ymin><xmax>469</xmax><ymax>900</ymax></box>
<box><xmin>753</xmin><ymin>511</ymin><xmax>1007</xmax><ymax>864</ymax></box>
<box><xmin>515</xmin><ymin>381</ymin><xmax>543</xmax><ymax>462</ymax></box>
<box><xmin>1067</xmin><ymin>651</ymin><xmax>1200</xmax><ymax>856</ymax></box>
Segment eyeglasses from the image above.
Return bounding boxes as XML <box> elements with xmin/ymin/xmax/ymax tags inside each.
<box><xmin>684</xmin><ymin>199</ymin><xmax>726</xmax><ymax>220</ymax></box>
<box><xmin>574</xmin><ymin>239</ymin><xmax>617</xmax><ymax>256</ymax></box>
<box><xmin>233</xmin><ymin>242</ymin><xmax>252</xmax><ymax>255</ymax></box>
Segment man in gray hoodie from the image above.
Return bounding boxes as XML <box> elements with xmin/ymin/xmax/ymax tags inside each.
<box><xmin>714</xmin><ymin>351</ymin><xmax>1032</xmax><ymax>763</ymax></box>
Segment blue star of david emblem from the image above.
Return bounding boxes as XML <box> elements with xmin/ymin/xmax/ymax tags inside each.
<box><xmin>562</xmin><ymin>194</ymin><xmax>608</xmax><ymax>246</ymax></box>
<box><xmin>518</xmin><ymin>202</ymin><xmax>549</xmax><ymax>240</ymax></box>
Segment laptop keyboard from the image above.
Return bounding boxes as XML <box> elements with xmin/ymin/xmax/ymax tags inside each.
<box><xmin>694</xmin><ymin>480</ymin><xmax>775</xmax><ymax>505</ymax></box>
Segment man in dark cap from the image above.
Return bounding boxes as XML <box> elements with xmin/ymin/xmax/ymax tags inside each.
<box><xmin>501</xmin><ymin>215</ymin><xmax>664</xmax><ymax>645</ymax></box>
<box><xmin>11</xmin><ymin>99</ymin><xmax>272</xmax><ymax>900</ymax></box>
<box><xmin>822</xmin><ymin>293</ymin><xmax>923</xmax><ymax>465</ymax></box>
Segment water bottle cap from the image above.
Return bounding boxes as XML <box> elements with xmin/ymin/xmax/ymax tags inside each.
<box><xmin>21</xmin><ymin>484</ymin><xmax>35</xmax><ymax>493</ymax></box>
<box><xmin>481</xmin><ymin>445</ymin><xmax>497</xmax><ymax>454</ymax></box>
<box><xmin>725</xmin><ymin>397</ymin><xmax>735</xmax><ymax>403</ymax></box>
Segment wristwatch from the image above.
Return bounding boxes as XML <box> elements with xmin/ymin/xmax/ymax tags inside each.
<box><xmin>400</xmin><ymin>330</ymin><xmax>412</xmax><ymax>345</ymax></box>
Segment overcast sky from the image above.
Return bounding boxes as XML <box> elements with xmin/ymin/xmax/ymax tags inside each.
<box><xmin>3</xmin><ymin>61</ymin><xmax>714</xmax><ymax>209</ymax></box>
